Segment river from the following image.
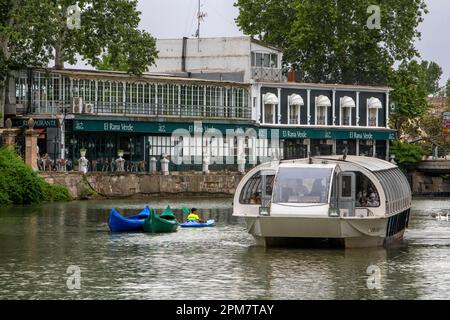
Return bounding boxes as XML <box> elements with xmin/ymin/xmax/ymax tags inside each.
<box><xmin>0</xmin><ymin>198</ymin><xmax>449</xmax><ymax>299</ymax></box>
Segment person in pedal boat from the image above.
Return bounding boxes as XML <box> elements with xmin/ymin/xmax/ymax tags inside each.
<box><xmin>186</xmin><ymin>208</ymin><xmax>204</xmax><ymax>223</ymax></box>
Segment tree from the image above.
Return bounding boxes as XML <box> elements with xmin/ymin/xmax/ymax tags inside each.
<box><xmin>0</xmin><ymin>0</ymin><xmax>55</xmax><ymax>127</ymax></box>
<box><xmin>235</xmin><ymin>0</ymin><xmax>427</xmax><ymax>85</ymax></box>
<box><xmin>420</xmin><ymin>61</ymin><xmax>442</xmax><ymax>95</ymax></box>
<box><xmin>446</xmin><ymin>78</ymin><xmax>450</xmax><ymax>108</ymax></box>
<box><xmin>390</xmin><ymin>141</ymin><xmax>425</xmax><ymax>167</ymax></box>
<box><xmin>389</xmin><ymin>60</ymin><xmax>429</xmax><ymax>133</ymax></box>
<box><xmin>0</xmin><ymin>0</ymin><xmax>157</xmax><ymax>127</ymax></box>
<box><xmin>45</xmin><ymin>1</ymin><xmax>157</xmax><ymax>74</ymax></box>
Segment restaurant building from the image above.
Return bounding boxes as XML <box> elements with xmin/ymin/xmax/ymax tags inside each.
<box><xmin>3</xmin><ymin>37</ymin><xmax>396</xmax><ymax>171</ymax></box>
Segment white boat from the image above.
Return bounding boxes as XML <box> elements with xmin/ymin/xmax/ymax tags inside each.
<box><xmin>233</xmin><ymin>156</ymin><xmax>412</xmax><ymax>248</ymax></box>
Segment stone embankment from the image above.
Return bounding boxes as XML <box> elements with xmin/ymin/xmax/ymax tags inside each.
<box><xmin>40</xmin><ymin>172</ymin><xmax>244</xmax><ymax>200</ymax></box>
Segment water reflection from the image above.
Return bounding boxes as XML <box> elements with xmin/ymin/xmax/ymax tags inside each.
<box><xmin>0</xmin><ymin>198</ymin><xmax>449</xmax><ymax>299</ymax></box>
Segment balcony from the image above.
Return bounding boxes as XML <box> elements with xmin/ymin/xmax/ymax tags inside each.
<box><xmin>342</xmin><ymin>118</ymin><xmax>351</xmax><ymax>126</ymax></box>
<box><xmin>251</xmin><ymin>67</ymin><xmax>285</xmax><ymax>82</ymax></box>
<box><xmin>289</xmin><ymin>117</ymin><xmax>299</xmax><ymax>125</ymax></box>
<box><xmin>317</xmin><ymin>116</ymin><xmax>326</xmax><ymax>125</ymax></box>
<box><xmin>28</xmin><ymin>101</ymin><xmax>252</xmax><ymax>120</ymax></box>
<box><xmin>368</xmin><ymin>118</ymin><xmax>377</xmax><ymax>126</ymax></box>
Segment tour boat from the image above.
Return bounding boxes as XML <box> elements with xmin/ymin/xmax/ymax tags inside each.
<box><xmin>233</xmin><ymin>156</ymin><xmax>412</xmax><ymax>248</ymax></box>
<box><xmin>143</xmin><ymin>206</ymin><xmax>179</xmax><ymax>233</ymax></box>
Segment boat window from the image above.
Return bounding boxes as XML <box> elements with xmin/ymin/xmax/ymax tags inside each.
<box><xmin>341</xmin><ymin>175</ymin><xmax>352</xmax><ymax>198</ymax></box>
<box><xmin>272</xmin><ymin>167</ymin><xmax>333</xmax><ymax>204</ymax></box>
<box><xmin>239</xmin><ymin>172</ymin><xmax>275</xmax><ymax>205</ymax></box>
<box><xmin>354</xmin><ymin>172</ymin><xmax>380</xmax><ymax>208</ymax></box>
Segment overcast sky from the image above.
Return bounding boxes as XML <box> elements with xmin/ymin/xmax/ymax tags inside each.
<box><xmin>136</xmin><ymin>0</ymin><xmax>450</xmax><ymax>87</ymax></box>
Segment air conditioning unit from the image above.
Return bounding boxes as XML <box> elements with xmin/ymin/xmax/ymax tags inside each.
<box><xmin>72</xmin><ymin>97</ymin><xmax>83</xmax><ymax>114</ymax></box>
<box><xmin>84</xmin><ymin>103</ymin><xmax>95</xmax><ymax>114</ymax></box>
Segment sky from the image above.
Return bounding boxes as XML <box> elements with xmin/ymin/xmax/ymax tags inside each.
<box><xmin>135</xmin><ymin>0</ymin><xmax>450</xmax><ymax>88</ymax></box>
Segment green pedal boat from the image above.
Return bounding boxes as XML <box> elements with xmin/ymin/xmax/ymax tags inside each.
<box><xmin>143</xmin><ymin>206</ymin><xmax>179</xmax><ymax>233</ymax></box>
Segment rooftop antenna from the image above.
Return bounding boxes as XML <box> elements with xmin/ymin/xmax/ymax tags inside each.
<box><xmin>195</xmin><ymin>0</ymin><xmax>207</xmax><ymax>52</ymax></box>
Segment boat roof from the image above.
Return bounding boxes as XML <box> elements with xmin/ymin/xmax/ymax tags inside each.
<box><xmin>314</xmin><ymin>156</ymin><xmax>397</xmax><ymax>172</ymax></box>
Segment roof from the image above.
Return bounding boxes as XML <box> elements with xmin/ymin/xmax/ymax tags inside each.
<box><xmin>257</xmin><ymin>81</ymin><xmax>392</xmax><ymax>92</ymax></box>
<box><xmin>31</xmin><ymin>68</ymin><xmax>250</xmax><ymax>87</ymax></box>
<box><xmin>315</xmin><ymin>155</ymin><xmax>397</xmax><ymax>172</ymax></box>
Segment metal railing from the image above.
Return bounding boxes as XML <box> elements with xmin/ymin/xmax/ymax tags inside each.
<box><xmin>30</xmin><ymin>102</ymin><xmax>251</xmax><ymax>119</ymax></box>
<box><xmin>317</xmin><ymin>116</ymin><xmax>326</xmax><ymax>125</ymax></box>
<box><xmin>251</xmin><ymin>67</ymin><xmax>284</xmax><ymax>82</ymax></box>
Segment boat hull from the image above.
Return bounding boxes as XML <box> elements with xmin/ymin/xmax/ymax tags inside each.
<box><xmin>108</xmin><ymin>207</ymin><xmax>150</xmax><ymax>232</ymax></box>
<box><xmin>244</xmin><ymin>209</ymin><xmax>410</xmax><ymax>248</ymax></box>
<box><xmin>143</xmin><ymin>208</ymin><xmax>179</xmax><ymax>233</ymax></box>
<box><xmin>180</xmin><ymin>219</ymin><xmax>215</xmax><ymax>228</ymax></box>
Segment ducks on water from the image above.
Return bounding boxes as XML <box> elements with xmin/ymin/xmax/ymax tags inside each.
<box><xmin>435</xmin><ymin>213</ymin><xmax>450</xmax><ymax>221</ymax></box>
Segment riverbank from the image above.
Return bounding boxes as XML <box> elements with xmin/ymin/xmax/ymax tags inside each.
<box><xmin>39</xmin><ymin>171</ymin><xmax>244</xmax><ymax>200</ymax></box>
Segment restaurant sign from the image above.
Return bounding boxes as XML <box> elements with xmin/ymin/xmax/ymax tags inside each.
<box><xmin>13</xmin><ymin>118</ymin><xmax>58</xmax><ymax>128</ymax></box>
<box><xmin>278</xmin><ymin>128</ymin><xmax>396</xmax><ymax>141</ymax></box>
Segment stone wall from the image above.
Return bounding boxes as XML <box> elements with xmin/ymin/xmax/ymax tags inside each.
<box><xmin>40</xmin><ymin>172</ymin><xmax>244</xmax><ymax>199</ymax></box>
<box><xmin>407</xmin><ymin>170</ymin><xmax>450</xmax><ymax>196</ymax></box>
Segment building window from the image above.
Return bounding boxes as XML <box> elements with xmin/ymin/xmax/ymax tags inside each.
<box><xmin>315</xmin><ymin>95</ymin><xmax>331</xmax><ymax>125</ymax></box>
<box><xmin>340</xmin><ymin>96</ymin><xmax>355</xmax><ymax>126</ymax></box>
<box><xmin>251</xmin><ymin>52</ymin><xmax>278</xmax><ymax>68</ymax></box>
<box><xmin>288</xmin><ymin>94</ymin><xmax>304</xmax><ymax>125</ymax></box>
<box><xmin>263</xmin><ymin>92</ymin><xmax>278</xmax><ymax>124</ymax></box>
<box><xmin>367</xmin><ymin>97</ymin><xmax>382</xmax><ymax>127</ymax></box>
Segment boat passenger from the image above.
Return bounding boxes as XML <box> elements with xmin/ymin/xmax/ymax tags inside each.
<box><xmin>366</xmin><ymin>194</ymin><xmax>380</xmax><ymax>207</ymax></box>
<box><xmin>186</xmin><ymin>208</ymin><xmax>204</xmax><ymax>223</ymax></box>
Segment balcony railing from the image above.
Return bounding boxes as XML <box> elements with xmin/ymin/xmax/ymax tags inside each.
<box><xmin>289</xmin><ymin>117</ymin><xmax>299</xmax><ymax>125</ymax></box>
<box><xmin>29</xmin><ymin>102</ymin><xmax>251</xmax><ymax>120</ymax></box>
<box><xmin>342</xmin><ymin>118</ymin><xmax>351</xmax><ymax>126</ymax></box>
<box><xmin>317</xmin><ymin>116</ymin><xmax>326</xmax><ymax>125</ymax></box>
<box><xmin>251</xmin><ymin>67</ymin><xmax>285</xmax><ymax>82</ymax></box>
<box><xmin>368</xmin><ymin>118</ymin><xmax>377</xmax><ymax>126</ymax></box>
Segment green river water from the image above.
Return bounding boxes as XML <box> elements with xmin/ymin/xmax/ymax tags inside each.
<box><xmin>0</xmin><ymin>197</ymin><xmax>449</xmax><ymax>299</ymax></box>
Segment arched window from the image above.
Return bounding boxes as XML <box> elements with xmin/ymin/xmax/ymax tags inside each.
<box><xmin>367</xmin><ymin>97</ymin><xmax>382</xmax><ymax>127</ymax></box>
<box><xmin>340</xmin><ymin>96</ymin><xmax>355</xmax><ymax>126</ymax></box>
<box><xmin>263</xmin><ymin>92</ymin><xmax>278</xmax><ymax>124</ymax></box>
<box><xmin>288</xmin><ymin>94</ymin><xmax>304</xmax><ymax>124</ymax></box>
<box><xmin>315</xmin><ymin>95</ymin><xmax>331</xmax><ymax>125</ymax></box>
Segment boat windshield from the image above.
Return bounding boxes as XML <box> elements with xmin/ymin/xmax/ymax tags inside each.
<box><xmin>272</xmin><ymin>167</ymin><xmax>333</xmax><ymax>204</ymax></box>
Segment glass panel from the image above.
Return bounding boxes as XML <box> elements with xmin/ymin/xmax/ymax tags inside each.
<box><xmin>273</xmin><ymin>167</ymin><xmax>333</xmax><ymax>204</ymax></box>
<box><xmin>270</xmin><ymin>54</ymin><xmax>278</xmax><ymax>68</ymax></box>
<box><xmin>341</xmin><ymin>175</ymin><xmax>352</xmax><ymax>197</ymax></box>
<box><xmin>264</xmin><ymin>104</ymin><xmax>274</xmax><ymax>124</ymax></box>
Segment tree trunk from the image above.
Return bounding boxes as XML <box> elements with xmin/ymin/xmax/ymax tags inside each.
<box><xmin>0</xmin><ymin>83</ymin><xmax>5</xmax><ymax>127</ymax></box>
<box><xmin>54</xmin><ymin>43</ymin><xmax>65</xmax><ymax>70</ymax></box>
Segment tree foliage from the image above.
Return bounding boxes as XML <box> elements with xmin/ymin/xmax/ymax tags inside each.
<box><xmin>420</xmin><ymin>61</ymin><xmax>442</xmax><ymax>95</ymax></box>
<box><xmin>235</xmin><ymin>0</ymin><xmax>427</xmax><ymax>85</ymax></box>
<box><xmin>390</xmin><ymin>141</ymin><xmax>425</xmax><ymax>167</ymax></box>
<box><xmin>389</xmin><ymin>60</ymin><xmax>430</xmax><ymax>132</ymax></box>
<box><xmin>1</xmin><ymin>0</ymin><xmax>157</xmax><ymax>126</ymax></box>
<box><xmin>0</xmin><ymin>147</ymin><xmax>71</xmax><ymax>205</ymax></box>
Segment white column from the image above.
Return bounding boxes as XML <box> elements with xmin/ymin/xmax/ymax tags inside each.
<box><xmin>372</xmin><ymin>140</ymin><xmax>376</xmax><ymax>157</ymax></box>
<box><xmin>356</xmin><ymin>139</ymin><xmax>360</xmax><ymax>156</ymax></box>
<box><xmin>386</xmin><ymin>91</ymin><xmax>390</xmax><ymax>128</ymax></box>
<box><xmin>356</xmin><ymin>91</ymin><xmax>360</xmax><ymax>126</ymax></box>
<box><xmin>307</xmin><ymin>89</ymin><xmax>311</xmax><ymax>125</ymax></box>
<box><xmin>262</xmin><ymin>93</ymin><xmax>265</xmax><ymax>124</ymax></box>
<box><xmin>277</xmin><ymin>87</ymin><xmax>282</xmax><ymax>124</ymax></box>
<box><xmin>305</xmin><ymin>139</ymin><xmax>311</xmax><ymax>155</ymax></box>
<box><xmin>332</xmin><ymin>90</ymin><xmax>336</xmax><ymax>125</ymax></box>
<box><xmin>332</xmin><ymin>140</ymin><xmax>337</xmax><ymax>155</ymax></box>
